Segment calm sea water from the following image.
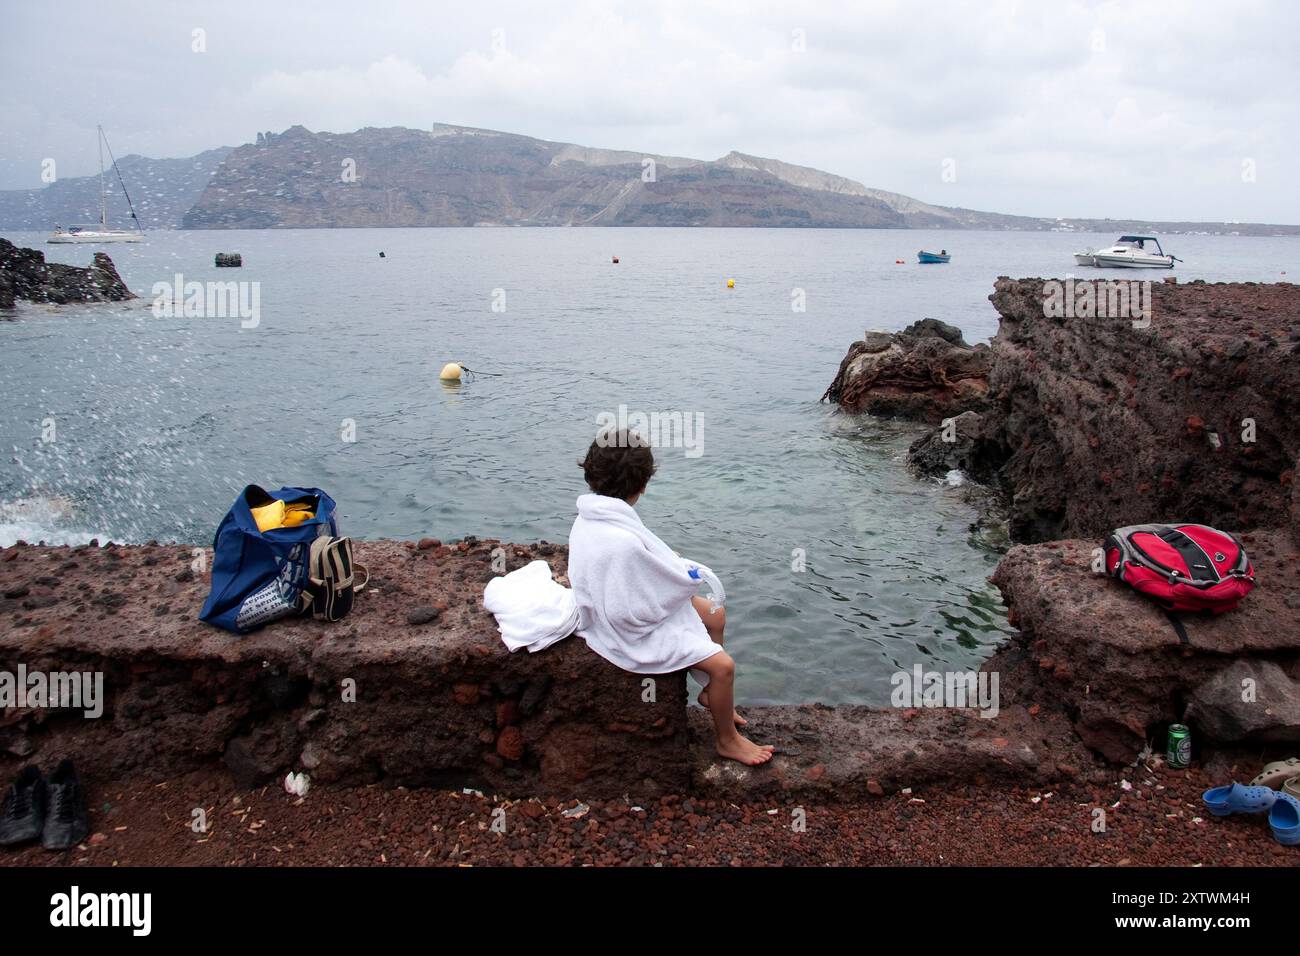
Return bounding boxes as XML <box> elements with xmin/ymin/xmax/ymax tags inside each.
<box><xmin>2</xmin><ymin>227</ymin><xmax>1296</xmax><ymax>704</ymax></box>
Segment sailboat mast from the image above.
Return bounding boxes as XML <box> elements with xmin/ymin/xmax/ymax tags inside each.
<box><xmin>100</xmin><ymin>127</ymin><xmax>145</xmax><ymax>235</ymax></box>
<box><xmin>97</xmin><ymin>125</ymin><xmax>106</xmax><ymax>229</ymax></box>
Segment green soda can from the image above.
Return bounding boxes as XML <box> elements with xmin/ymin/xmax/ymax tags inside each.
<box><xmin>1167</xmin><ymin>724</ymin><xmax>1191</xmax><ymax>768</ymax></box>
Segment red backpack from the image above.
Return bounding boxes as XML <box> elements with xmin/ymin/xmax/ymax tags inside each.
<box><xmin>1103</xmin><ymin>524</ymin><xmax>1255</xmax><ymax>619</ymax></box>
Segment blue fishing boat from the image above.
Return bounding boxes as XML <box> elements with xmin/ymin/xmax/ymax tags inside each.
<box><xmin>917</xmin><ymin>250</ymin><xmax>950</xmax><ymax>264</ymax></box>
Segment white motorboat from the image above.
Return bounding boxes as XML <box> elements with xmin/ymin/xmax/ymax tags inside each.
<box><xmin>47</xmin><ymin>126</ymin><xmax>145</xmax><ymax>244</ymax></box>
<box><xmin>1085</xmin><ymin>235</ymin><xmax>1178</xmax><ymax>269</ymax></box>
<box><xmin>1073</xmin><ymin>250</ymin><xmax>1097</xmax><ymax>266</ymax></box>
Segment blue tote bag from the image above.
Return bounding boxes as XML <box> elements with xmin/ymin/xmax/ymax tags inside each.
<box><xmin>199</xmin><ymin>485</ymin><xmax>339</xmax><ymax>634</ymax></box>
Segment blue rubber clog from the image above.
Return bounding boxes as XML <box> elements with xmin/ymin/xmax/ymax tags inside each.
<box><xmin>1201</xmin><ymin>782</ymin><xmax>1278</xmax><ymax>817</ymax></box>
<box><xmin>1268</xmin><ymin>791</ymin><xmax>1300</xmax><ymax>846</ymax></box>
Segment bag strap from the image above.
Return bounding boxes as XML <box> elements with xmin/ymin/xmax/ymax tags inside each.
<box><xmin>353</xmin><ymin>562</ymin><xmax>369</xmax><ymax>594</ymax></box>
<box><xmin>1165</xmin><ymin>610</ymin><xmax>1191</xmax><ymax>645</ymax></box>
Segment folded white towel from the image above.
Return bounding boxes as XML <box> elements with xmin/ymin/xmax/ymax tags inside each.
<box><xmin>483</xmin><ymin>560</ymin><xmax>579</xmax><ymax>653</ymax></box>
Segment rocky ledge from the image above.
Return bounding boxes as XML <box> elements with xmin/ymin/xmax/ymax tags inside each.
<box><xmin>992</xmin><ymin>530</ymin><xmax>1300</xmax><ymax>762</ymax></box>
<box><xmin>825</xmin><ymin>278</ymin><xmax>1300</xmax><ymax>762</ymax></box>
<box><xmin>1</xmin><ymin>537</ymin><xmax>1099</xmax><ymax>802</ymax></box>
<box><xmin>0</xmin><ymin>237</ymin><xmax>134</xmax><ymax>309</ymax></box>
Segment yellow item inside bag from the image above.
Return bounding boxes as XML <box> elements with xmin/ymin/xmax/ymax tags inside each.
<box><xmin>280</xmin><ymin>502</ymin><xmax>316</xmax><ymax>527</ymax></box>
<box><xmin>250</xmin><ymin>499</ymin><xmax>316</xmax><ymax>532</ymax></box>
<box><xmin>250</xmin><ymin>500</ymin><xmax>285</xmax><ymax>532</ymax></box>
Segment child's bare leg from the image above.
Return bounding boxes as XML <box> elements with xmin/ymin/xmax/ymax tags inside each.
<box><xmin>696</xmin><ymin>650</ymin><xmax>773</xmax><ymax>766</ymax></box>
<box><xmin>691</xmin><ymin>597</ymin><xmax>746</xmax><ymax>725</ymax></box>
<box><xmin>692</xmin><ymin>595</ymin><xmax>726</xmax><ymax>645</ymax></box>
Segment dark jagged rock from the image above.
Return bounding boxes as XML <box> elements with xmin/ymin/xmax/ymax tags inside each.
<box><xmin>820</xmin><ymin>318</ymin><xmax>992</xmax><ymax>424</ymax></box>
<box><xmin>901</xmin><ymin>317</ymin><xmax>969</xmax><ymax>347</ymax></box>
<box><xmin>827</xmin><ymin>279</ymin><xmax>1300</xmax><ymax>543</ymax></box>
<box><xmin>0</xmin><ymin>238</ymin><xmax>134</xmax><ymax>308</ymax></box>
<box><xmin>906</xmin><ymin>410</ymin><xmax>1004</xmax><ymax>482</ymax></box>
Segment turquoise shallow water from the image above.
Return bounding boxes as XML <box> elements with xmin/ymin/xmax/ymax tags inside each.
<box><xmin>1</xmin><ymin>227</ymin><xmax>1295</xmax><ymax>703</ymax></box>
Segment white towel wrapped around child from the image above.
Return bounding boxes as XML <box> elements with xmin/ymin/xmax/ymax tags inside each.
<box><xmin>482</xmin><ymin>560</ymin><xmax>579</xmax><ymax>653</ymax></box>
<box><xmin>567</xmin><ymin>493</ymin><xmax>722</xmax><ymax>685</ymax></box>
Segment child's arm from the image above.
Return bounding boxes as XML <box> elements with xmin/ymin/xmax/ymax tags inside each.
<box><xmin>596</xmin><ymin>543</ymin><xmax>700</xmax><ymax>639</ymax></box>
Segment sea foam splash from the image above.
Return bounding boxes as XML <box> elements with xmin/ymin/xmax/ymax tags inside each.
<box><xmin>0</xmin><ymin>495</ymin><xmax>113</xmax><ymax>548</ymax></box>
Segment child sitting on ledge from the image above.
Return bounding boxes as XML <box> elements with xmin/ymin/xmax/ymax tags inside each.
<box><xmin>567</xmin><ymin>429</ymin><xmax>774</xmax><ymax>766</ymax></box>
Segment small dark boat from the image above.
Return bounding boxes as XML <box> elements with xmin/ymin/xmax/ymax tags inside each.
<box><xmin>917</xmin><ymin>250</ymin><xmax>950</xmax><ymax>264</ymax></box>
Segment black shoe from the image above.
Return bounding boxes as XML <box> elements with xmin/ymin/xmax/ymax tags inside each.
<box><xmin>0</xmin><ymin>765</ymin><xmax>47</xmax><ymax>846</ymax></box>
<box><xmin>42</xmin><ymin>760</ymin><xmax>90</xmax><ymax>851</ymax></box>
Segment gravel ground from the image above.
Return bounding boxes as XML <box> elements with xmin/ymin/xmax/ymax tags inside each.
<box><xmin>2</xmin><ymin>764</ymin><xmax>1295</xmax><ymax>867</ymax></box>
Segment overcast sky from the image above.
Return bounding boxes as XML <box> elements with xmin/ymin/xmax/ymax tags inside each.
<box><xmin>2</xmin><ymin>0</ymin><xmax>1296</xmax><ymax>222</ymax></box>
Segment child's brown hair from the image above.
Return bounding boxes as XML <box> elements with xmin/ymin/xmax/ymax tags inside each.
<box><xmin>579</xmin><ymin>429</ymin><xmax>656</xmax><ymax>500</ymax></box>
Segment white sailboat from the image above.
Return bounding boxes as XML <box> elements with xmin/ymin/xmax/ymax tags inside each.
<box><xmin>48</xmin><ymin>126</ymin><xmax>145</xmax><ymax>244</ymax></box>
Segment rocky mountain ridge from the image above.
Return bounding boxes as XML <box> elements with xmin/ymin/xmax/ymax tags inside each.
<box><xmin>6</xmin><ymin>123</ymin><xmax>1296</xmax><ymax>232</ymax></box>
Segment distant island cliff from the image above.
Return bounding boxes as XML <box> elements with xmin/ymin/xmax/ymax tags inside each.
<box><xmin>3</xmin><ymin>123</ymin><xmax>1298</xmax><ymax>234</ymax></box>
<box><xmin>179</xmin><ymin>124</ymin><xmax>1051</xmax><ymax>230</ymax></box>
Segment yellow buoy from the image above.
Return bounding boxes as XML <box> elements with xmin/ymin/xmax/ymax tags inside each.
<box><xmin>726</xmin><ymin>278</ymin><xmax>735</xmax><ymax>288</ymax></box>
<box><xmin>438</xmin><ymin>362</ymin><xmax>463</xmax><ymax>381</ymax></box>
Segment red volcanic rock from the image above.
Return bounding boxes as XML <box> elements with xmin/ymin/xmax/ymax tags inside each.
<box><xmin>0</xmin><ymin>539</ymin><xmax>1108</xmax><ymax>800</ymax></box>
<box><xmin>1291</xmin><ymin>465</ymin><xmax>1300</xmax><ymax>545</ymax></box>
<box><xmin>983</xmin><ymin>279</ymin><xmax>1300</xmax><ymax>542</ymax></box>
<box><xmin>0</xmin><ymin>540</ymin><xmax>694</xmax><ymax>798</ymax></box>
<box><xmin>821</xmin><ymin>319</ymin><xmax>992</xmax><ymax>424</ymax></box>
<box><xmin>993</xmin><ymin>533</ymin><xmax>1300</xmax><ymax>761</ymax></box>
<box><xmin>496</xmin><ymin>727</ymin><xmax>525</xmax><ymax>761</ymax></box>
<box><xmin>496</xmin><ymin>700</ymin><xmax>518</xmax><ymax>728</ymax></box>
<box><xmin>828</xmin><ymin>279</ymin><xmax>1300</xmax><ymax>544</ymax></box>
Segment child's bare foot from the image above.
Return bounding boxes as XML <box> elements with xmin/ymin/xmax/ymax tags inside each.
<box><xmin>716</xmin><ymin>733</ymin><xmax>775</xmax><ymax>766</ymax></box>
<box><xmin>697</xmin><ymin>688</ymin><xmax>747</xmax><ymax>725</ymax></box>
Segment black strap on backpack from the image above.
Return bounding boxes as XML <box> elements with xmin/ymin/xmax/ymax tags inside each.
<box><xmin>1165</xmin><ymin>610</ymin><xmax>1191</xmax><ymax>645</ymax></box>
